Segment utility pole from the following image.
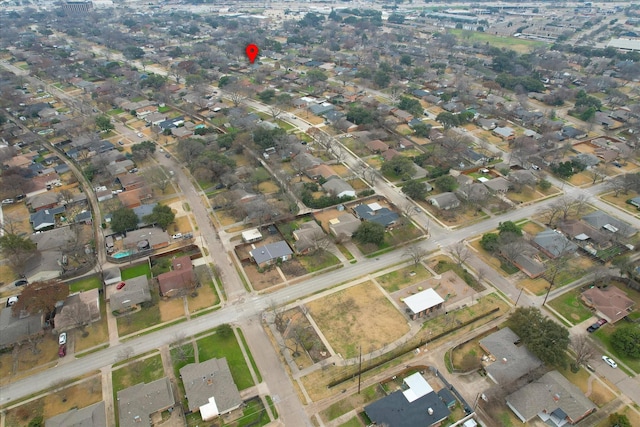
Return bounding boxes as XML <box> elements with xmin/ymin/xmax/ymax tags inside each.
<box><xmin>357</xmin><ymin>345</ymin><xmax>362</xmax><ymax>394</ymax></box>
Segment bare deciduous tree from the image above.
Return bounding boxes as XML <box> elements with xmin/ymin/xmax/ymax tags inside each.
<box><xmin>403</xmin><ymin>244</ymin><xmax>428</xmax><ymax>267</ymax></box>
<box><xmin>571</xmin><ymin>335</ymin><xmax>595</xmax><ymax>366</ymax></box>
<box><xmin>451</xmin><ymin>241</ymin><xmax>470</xmax><ymax>267</ymax></box>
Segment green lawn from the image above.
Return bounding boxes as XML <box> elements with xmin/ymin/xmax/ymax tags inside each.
<box><xmin>265</xmin><ymin>395</ymin><xmax>278</xmax><ymax>420</ymax></box>
<box><xmin>158</xmin><ymin>106</ymin><xmax>171</xmax><ymax>113</ymax></box>
<box><xmin>196</xmin><ymin>327</ymin><xmax>255</xmax><ymax>390</ymax></box>
<box><xmin>116</xmin><ymin>303</ymin><xmax>161</xmax><ymax>336</ymax></box>
<box><xmin>548</xmin><ymin>289</ymin><xmax>593</xmax><ymax>325</ymax></box>
<box><xmin>111</xmin><ymin>353</ymin><xmax>164</xmax><ymax>393</ymax></box>
<box><xmin>377</xmin><ymin>264</ymin><xmax>432</xmax><ymax>293</ymax></box>
<box><xmin>298</xmin><ymin>250</ymin><xmax>340</xmax><ymax>273</ymax></box>
<box><xmin>68</xmin><ymin>275</ymin><xmax>102</xmax><ymax>292</ymax></box>
<box><xmin>121</xmin><ymin>262</ymin><xmax>151</xmax><ymax>280</ymax></box>
<box><xmin>107</xmin><ymin>108</ymin><xmax>124</xmax><ymax>115</ymax></box>
<box><xmin>338</xmin><ymin>417</ymin><xmax>363</xmax><ymax>427</ymax></box>
<box><xmin>593</xmin><ymin>324</ymin><xmax>640</xmax><ymax>375</ymax></box>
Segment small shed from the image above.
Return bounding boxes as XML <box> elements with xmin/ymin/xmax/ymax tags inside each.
<box><xmin>241</xmin><ymin>228</ymin><xmax>263</xmax><ymax>243</ymax></box>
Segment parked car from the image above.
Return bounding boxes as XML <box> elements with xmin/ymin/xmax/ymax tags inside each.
<box><xmin>596</xmin><ymin>318</ymin><xmax>608</xmax><ymax>326</ymax></box>
<box><xmin>116</xmin><ymin>281</ymin><xmax>126</xmax><ymax>290</ymax></box>
<box><xmin>58</xmin><ymin>332</ymin><xmax>67</xmax><ymax>345</ymax></box>
<box><xmin>2</xmin><ymin>198</ymin><xmax>14</xmax><ymax>205</ymax></box>
<box><xmin>13</xmin><ymin>279</ymin><xmax>28</xmax><ymax>287</ymax></box>
<box><xmin>602</xmin><ymin>355</ymin><xmax>617</xmax><ymax>368</ymax></box>
<box><xmin>6</xmin><ymin>296</ymin><xmax>18</xmax><ymax>307</ymax></box>
<box><xmin>58</xmin><ymin>344</ymin><xmax>66</xmax><ymax>358</ymax></box>
<box><xmin>587</xmin><ymin>322</ymin><xmax>601</xmax><ymax>333</ymax></box>
<box><xmin>172</xmin><ymin>233</ymin><xmax>182</xmax><ymax>239</ymax></box>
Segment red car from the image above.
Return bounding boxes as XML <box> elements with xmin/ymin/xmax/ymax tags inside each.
<box><xmin>58</xmin><ymin>344</ymin><xmax>66</xmax><ymax>358</ymax></box>
<box><xmin>116</xmin><ymin>282</ymin><xmax>126</xmax><ymax>290</ymax></box>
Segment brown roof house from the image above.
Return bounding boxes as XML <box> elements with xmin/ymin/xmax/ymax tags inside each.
<box><xmin>293</xmin><ymin>220</ymin><xmax>326</xmax><ymax>254</ymax></box>
<box><xmin>506</xmin><ymin>370</ymin><xmax>596</xmax><ymax>426</ymax></box>
<box><xmin>157</xmin><ymin>256</ymin><xmax>196</xmax><ymax>297</ymax></box>
<box><xmin>117</xmin><ymin>378</ymin><xmax>175</xmax><ymax>427</ymax></box>
<box><xmin>179</xmin><ymin>358</ymin><xmax>242</xmax><ymax>421</ymax></box>
<box><xmin>328</xmin><ymin>213</ymin><xmax>361</xmax><ymax>240</ymax></box>
<box><xmin>581</xmin><ymin>286</ymin><xmax>635</xmax><ymax>323</ymax></box>
<box><xmin>53</xmin><ymin>289</ymin><xmax>101</xmax><ymax>333</ymax></box>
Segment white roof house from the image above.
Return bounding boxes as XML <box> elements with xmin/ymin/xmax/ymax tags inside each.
<box><xmin>404</xmin><ymin>288</ymin><xmax>445</xmax><ymax>319</ymax></box>
<box><xmin>402</xmin><ymin>373</ymin><xmax>434</xmax><ymax>403</ymax></box>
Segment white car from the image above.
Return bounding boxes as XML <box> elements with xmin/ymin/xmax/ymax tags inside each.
<box><xmin>58</xmin><ymin>332</ymin><xmax>67</xmax><ymax>345</ymax></box>
<box><xmin>602</xmin><ymin>355</ymin><xmax>617</xmax><ymax>368</ymax></box>
<box><xmin>172</xmin><ymin>233</ymin><xmax>182</xmax><ymax>239</ymax></box>
<box><xmin>137</xmin><ymin>132</ymin><xmax>143</xmax><ymax>138</ymax></box>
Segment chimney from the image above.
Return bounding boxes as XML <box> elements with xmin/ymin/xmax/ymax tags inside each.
<box><xmin>176</xmin><ymin>263</ymin><xmax>182</xmax><ymax>269</ymax></box>
<box><xmin>427</xmin><ymin>408</ymin><xmax>433</xmax><ymax>415</ymax></box>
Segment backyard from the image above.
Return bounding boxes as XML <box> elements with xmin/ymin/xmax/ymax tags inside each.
<box><xmin>376</xmin><ymin>264</ymin><xmax>433</xmax><ymax>293</ymax></box>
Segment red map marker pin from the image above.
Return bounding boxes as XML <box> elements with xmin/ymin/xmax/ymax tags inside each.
<box><xmin>245</xmin><ymin>44</ymin><xmax>259</xmax><ymax>64</ymax></box>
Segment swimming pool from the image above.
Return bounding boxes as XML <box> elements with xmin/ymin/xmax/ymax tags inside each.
<box><xmin>112</xmin><ymin>250</ymin><xmax>132</xmax><ymax>259</ymax></box>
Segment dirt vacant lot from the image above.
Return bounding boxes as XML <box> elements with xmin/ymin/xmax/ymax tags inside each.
<box><xmin>307</xmin><ymin>282</ymin><xmax>409</xmax><ymax>359</ymax></box>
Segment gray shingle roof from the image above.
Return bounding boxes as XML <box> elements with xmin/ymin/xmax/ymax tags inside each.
<box><xmin>110</xmin><ymin>276</ymin><xmax>151</xmax><ymax>311</ymax></box>
<box><xmin>250</xmin><ymin>241</ymin><xmax>293</xmax><ymax>265</ymax></box>
<box><xmin>180</xmin><ymin>358</ymin><xmax>242</xmax><ymax>415</ymax></box>
<box><xmin>479</xmin><ymin>328</ymin><xmax>542</xmax><ymax>385</ymax></box>
<box><xmin>46</xmin><ymin>401</ymin><xmax>106</xmax><ymax>427</ymax></box>
<box><xmin>117</xmin><ymin>378</ymin><xmax>174</xmax><ymax>427</ymax></box>
<box><xmin>533</xmin><ymin>229</ymin><xmax>578</xmax><ymax>258</ymax></box>
<box><xmin>506</xmin><ymin>370</ymin><xmax>596</xmax><ymax>423</ymax></box>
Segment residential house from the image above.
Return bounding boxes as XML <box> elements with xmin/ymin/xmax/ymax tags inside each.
<box><xmin>508</xmin><ymin>170</ymin><xmax>538</xmax><ymax>187</ymax></box>
<box><xmin>428</xmin><ymin>192</ymin><xmax>461</xmax><ymax>210</ymax></box>
<box><xmin>117</xmin><ymin>174</ymin><xmax>145</xmax><ymax>191</ymax></box>
<box><xmin>45</xmin><ymin>401</ymin><xmax>106</xmax><ymax>427</ymax></box>
<box><xmin>25</xmin><ymin>172</ymin><xmax>61</xmax><ymax>197</ymax></box>
<box><xmin>403</xmin><ymin>288</ymin><xmax>444</xmax><ymax>320</ymax></box>
<box><xmin>506</xmin><ymin>371</ymin><xmax>596</xmax><ymax>426</ymax></box>
<box><xmin>292</xmin><ymin>221</ymin><xmax>325</xmax><ymax>254</ymax></box>
<box><xmin>0</xmin><ymin>306</ymin><xmax>42</xmax><ymax>349</ymax></box>
<box><xmin>122</xmin><ymin>227</ymin><xmax>170</xmax><ymax>251</ymax></box>
<box><xmin>157</xmin><ymin>256</ymin><xmax>196</xmax><ymax>297</ymax></box>
<box><xmin>513</xmin><ymin>251</ymin><xmax>547</xmax><ymax>279</ymax></box>
<box><xmin>30</xmin><ymin>206</ymin><xmax>65</xmax><ymax>231</ymax></box>
<box><xmin>292</xmin><ymin>152</ymin><xmax>322</xmax><ymax>171</ymax></box>
<box><xmin>133</xmin><ymin>203</ymin><xmax>157</xmax><ymax>227</ymax></box>
<box><xmin>533</xmin><ymin>229</ymin><xmax>578</xmax><ymax>259</ymax></box>
<box><xmin>109</xmin><ymin>276</ymin><xmax>151</xmax><ymax>312</ymax></box>
<box><xmin>572</xmin><ymin>153</ymin><xmax>600</xmax><ymax>168</ymax></box>
<box><xmin>479</xmin><ymin>327</ymin><xmax>543</xmax><ymax>385</ymax></box>
<box><xmin>582</xmin><ymin>211</ymin><xmax>637</xmax><ymax>238</ymax></box>
<box><xmin>392</xmin><ymin>109</ymin><xmax>414</xmax><ymax>123</ymax></box>
<box><xmin>561</xmin><ymin>126</ymin><xmax>587</xmax><ymax>140</ymax></box>
<box><xmin>180</xmin><ymin>358</ymin><xmax>242</xmax><ymax>421</ymax></box>
<box><xmin>106</xmin><ymin>159</ymin><xmax>135</xmax><ymax>177</ymax></box>
<box><xmin>493</xmin><ymin>126</ymin><xmax>515</xmax><ymax>140</ymax></box>
<box><xmin>306</xmin><ymin>164</ymin><xmax>338</xmax><ymax>180</ymax></box>
<box><xmin>117</xmin><ymin>188</ymin><xmax>153</xmax><ymax>209</ymax></box>
<box><xmin>381</xmin><ymin>149</ymin><xmax>400</xmax><ymax>161</ymax></box>
<box><xmin>328</xmin><ymin>213</ymin><xmax>361</xmax><ymax>239</ymax></box>
<box><xmin>366</xmin><ymin>139</ymin><xmax>389</xmax><ymax>154</ymax></box>
<box><xmin>364</xmin><ymin>373</ymin><xmax>450</xmax><ymax>427</ymax></box>
<box><xmin>483</xmin><ymin>177</ymin><xmax>511</xmax><ymax>194</ymax></box>
<box><xmin>581</xmin><ymin>286</ymin><xmax>635</xmax><ymax>323</ymax></box>
<box><xmin>250</xmin><ymin>241</ymin><xmax>293</xmax><ymax>267</ymax></box>
<box><xmin>322</xmin><ymin>177</ymin><xmax>356</xmax><ymax>198</ymax></box>
<box><xmin>352</xmin><ymin>202</ymin><xmax>399</xmax><ymax>228</ymax></box>
<box><xmin>477</xmin><ymin>118</ymin><xmax>496</xmax><ymax>130</ymax></box>
<box><xmin>96</xmin><ymin>189</ymin><xmax>113</xmax><ymax>202</ymax></box>
<box><xmin>53</xmin><ymin>289</ymin><xmax>101</xmax><ymax>333</ymax></box>
<box><xmin>117</xmin><ymin>378</ymin><xmax>174</xmax><ymax>427</ymax></box>
<box><xmin>28</xmin><ymin>192</ymin><xmax>60</xmax><ymax>212</ymax></box>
